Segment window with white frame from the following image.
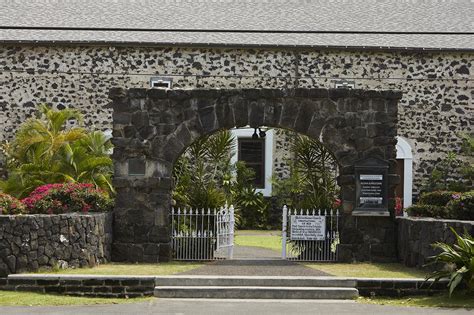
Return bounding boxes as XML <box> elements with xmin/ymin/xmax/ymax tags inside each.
<box><xmin>238</xmin><ymin>138</ymin><xmax>265</xmax><ymax>188</ymax></box>
<box><xmin>230</xmin><ymin>127</ymin><xmax>273</xmax><ymax>196</ymax></box>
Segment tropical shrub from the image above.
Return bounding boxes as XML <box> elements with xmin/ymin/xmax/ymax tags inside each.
<box><xmin>0</xmin><ymin>193</ymin><xmax>25</xmax><ymax>215</ymax></box>
<box><xmin>272</xmin><ymin>133</ymin><xmax>340</xmax><ymax>210</ymax></box>
<box><xmin>406</xmin><ymin>204</ymin><xmax>448</xmax><ymax>218</ymax></box>
<box><xmin>419</xmin><ymin>191</ymin><xmax>460</xmax><ymax>207</ymax></box>
<box><xmin>407</xmin><ymin>191</ymin><xmax>473</xmax><ymax>220</ymax></box>
<box><xmin>422</xmin><ymin>134</ymin><xmax>473</xmax><ymax>193</ymax></box>
<box><xmin>22</xmin><ymin>183</ymin><xmax>113</xmax><ymax>214</ymax></box>
<box><xmin>446</xmin><ymin>191</ymin><xmax>474</xmax><ymax>221</ymax></box>
<box><xmin>425</xmin><ymin>228</ymin><xmax>474</xmax><ymax>296</ymax></box>
<box><xmin>230</xmin><ymin>162</ymin><xmax>269</xmax><ymax>228</ymax></box>
<box><xmin>0</xmin><ymin>105</ymin><xmax>114</xmax><ymax>197</ymax></box>
<box><xmin>172</xmin><ymin>130</ymin><xmax>269</xmax><ymax>229</ymax></box>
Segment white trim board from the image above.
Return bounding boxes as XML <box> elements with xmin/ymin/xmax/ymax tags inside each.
<box><xmin>396</xmin><ymin>136</ymin><xmax>413</xmax><ymax>209</ymax></box>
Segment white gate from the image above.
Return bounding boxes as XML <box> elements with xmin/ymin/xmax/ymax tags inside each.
<box><xmin>170</xmin><ymin>205</ymin><xmax>234</xmax><ymax>261</ymax></box>
<box><xmin>282</xmin><ymin>205</ymin><xmax>340</xmax><ymax>261</ymax></box>
<box><xmin>216</xmin><ymin>206</ymin><xmax>235</xmax><ymax>259</ymax></box>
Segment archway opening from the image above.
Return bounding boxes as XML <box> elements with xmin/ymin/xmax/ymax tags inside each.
<box><xmin>170</xmin><ymin>126</ymin><xmax>341</xmax><ymax>260</ymax></box>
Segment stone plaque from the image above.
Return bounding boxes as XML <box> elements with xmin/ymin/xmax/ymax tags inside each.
<box><xmin>290</xmin><ymin>215</ymin><xmax>326</xmax><ymax>240</ymax></box>
<box><xmin>128</xmin><ymin>158</ymin><xmax>146</xmax><ymax>176</ymax></box>
<box><xmin>354</xmin><ymin>158</ymin><xmax>389</xmax><ymax>214</ymax></box>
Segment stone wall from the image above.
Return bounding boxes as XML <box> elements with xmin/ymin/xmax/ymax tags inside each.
<box><xmin>110</xmin><ymin>87</ymin><xmax>400</xmax><ymax>262</ymax></box>
<box><xmin>397</xmin><ymin>217</ymin><xmax>474</xmax><ymax>268</ymax></box>
<box><xmin>0</xmin><ymin>213</ymin><xmax>113</xmax><ymax>276</ymax></box>
<box><xmin>339</xmin><ymin>216</ymin><xmax>398</xmax><ymax>263</ymax></box>
<box><xmin>0</xmin><ymin>45</ymin><xmax>472</xmax><ymax>195</ymax></box>
<box><xmin>0</xmin><ymin>274</ymin><xmax>154</xmax><ymax>298</ymax></box>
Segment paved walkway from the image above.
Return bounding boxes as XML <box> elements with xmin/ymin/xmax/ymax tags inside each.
<box><xmin>233</xmin><ymin>245</ymin><xmax>281</xmax><ymax>259</ymax></box>
<box><xmin>179</xmin><ymin>241</ymin><xmax>329</xmax><ymax>276</ymax></box>
<box><xmin>1</xmin><ymin>299</ymin><xmax>471</xmax><ymax>315</ymax></box>
<box><xmin>179</xmin><ymin>258</ymin><xmax>329</xmax><ymax>277</ymax></box>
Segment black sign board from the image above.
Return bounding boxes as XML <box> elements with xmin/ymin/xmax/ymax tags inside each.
<box><xmin>354</xmin><ymin>157</ymin><xmax>389</xmax><ymax>214</ymax></box>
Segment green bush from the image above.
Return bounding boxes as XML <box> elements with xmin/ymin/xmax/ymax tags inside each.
<box><xmin>446</xmin><ymin>191</ymin><xmax>474</xmax><ymax>221</ymax></box>
<box><xmin>425</xmin><ymin>228</ymin><xmax>474</xmax><ymax>296</ymax></box>
<box><xmin>172</xmin><ymin>130</ymin><xmax>269</xmax><ymax>229</ymax></box>
<box><xmin>406</xmin><ymin>204</ymin><xmax>448</xmax><ymax>218</ymax></box>
<box><xmin>1</xmin><ymin>105</ymin><xmax>114</xmax><ymax>198</ymax></box>
<box><xmin>272</xmin><ymin>132</ymin><xmax>340</xmax><ymax>211</ymax></box>
<box><xmin>0</xmin><ymin>193</ymin><xmax>25</xmax><ymax>215</ymax></box>
<box><xmin>21</xmin><ymin>183</ymin><xmax>113</xmax><ymax>214</ymax></box>
<box><xmin>419</xmin><ymin>191</ymin><xmax>460</xmax><ymax>207</ymax></box>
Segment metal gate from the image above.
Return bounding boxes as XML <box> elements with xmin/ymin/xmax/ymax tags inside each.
<box><xmin>281</xmin><ymin>205</ymin><xmax>340</xmax><ymax>261</ymax></box>
<box><xmin>170</xmin><ymin>205</ymin><xmax>234</xmax><ymax>260</ymax></box>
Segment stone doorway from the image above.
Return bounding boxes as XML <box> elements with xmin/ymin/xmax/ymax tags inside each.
<box><xmin>109</xmin><ymin>87</ymin><xmax>401</xmax><ymax>263</ymax></box>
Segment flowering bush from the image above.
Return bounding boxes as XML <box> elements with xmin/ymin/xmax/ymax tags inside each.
<box><xmin>406</xmin><ymin>204</ymin><xmax>447</xmax><ymax>218</ymax></box>
<box><xmin>0</xmin><ymin>193</ymin><xmax>25</xmax><ymax>215</ymax></box>
<box><xmin>419</xmin><ymin>191</ymin><xmax>460</xmax><ymax>207</ymax></box>
<box><xmin>21</xmin><ymin>183</ymin><xmax>113</xmax><ymax>214</ymax></box>
<box><xmin>332</xmin><ymin>199</ymin><xmax>342</xmax><ymax>210</ymax></box>
<box><xmin>446</xmin><ymin>191</ymin><xmax>474</xmax><ymax>220</ymax></box>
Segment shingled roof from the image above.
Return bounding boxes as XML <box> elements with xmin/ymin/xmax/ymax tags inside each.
<box><xmin>1</xmin><ymin>0</ymin><xmax>473</xmax><ymax>50</ymax></box>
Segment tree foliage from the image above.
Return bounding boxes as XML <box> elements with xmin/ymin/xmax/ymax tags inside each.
<box><xmin>423</xmin><ymin>133</ymin><xmax>473</xmax><ymax>193</ymax></box>
<box><xmin>425</xmin><ymin>228</ymin><xmax>474</xmax><ymax>297</ymax></box>
<box><xmin>0</xmin><ymin>104</ymin><xmax>114</xmax><ymax>198</ymax></box>
<box><xmin>172</xmin><ymin>130</ymin><xmax>269</xmax><ymax>229</ymax></box>
<box><xmin>272</xmin><ymin>133</ymin><xmax>339</xmax><ymax>210</ymax></box>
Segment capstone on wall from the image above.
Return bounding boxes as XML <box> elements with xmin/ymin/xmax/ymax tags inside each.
<box><xmin>0</xmin><ymin>45</ymin><xmax>472</xmax><ymax>194</ymax></box>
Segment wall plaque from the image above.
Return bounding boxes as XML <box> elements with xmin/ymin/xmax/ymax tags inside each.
<box><xmin>354</xmin><ymin>157</ymin><xmax>389</xmax><ymax>214</ymax></box>
<box><xmin>290</xmin><ymin>215</ymin><xmax>326</xmax><ymax>240</ymax></box>
<box><xmin>128</xmin><ymin>157</ymin><xmax>146</xmax><ymax>176</ymax></box>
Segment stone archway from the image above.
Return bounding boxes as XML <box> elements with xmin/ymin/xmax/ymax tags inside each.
<box><xmin>109</xmin><ymin>88</ymin><xmax>401</xmax><ymax>262</ymax></box>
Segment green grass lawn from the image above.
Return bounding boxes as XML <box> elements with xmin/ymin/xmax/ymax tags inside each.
<box><xmin>234</xmin><ymin>229</ymin><xmax>281</xmax><ymax>252</ymax></box>
<box><xmin>235</xmin><ymin>230</ymin><xmax>428</xmax><ymax>279</ymax></box>
<box><xmin>35</xmin><ymin>262</ymin><xmax>203</xmax><ymax>275</ymax></box>
<box><xmin>358</xmin><ymin>292</ymin><xmax>474</xmax><ymax>309</ymax></box>
<box><xmin>0</xmin><ymin>290</ymin><xmax>152</xmax><ymax>306</ymax></box>
<box><xmin>305</xmin><ymin>262</ymin><xmax>428</xmax><ymax>278</ymax></box>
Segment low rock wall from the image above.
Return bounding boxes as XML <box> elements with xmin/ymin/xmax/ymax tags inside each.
<box><xmin>0</xmin><ymin>213</ymin><xmax>113</xmax><ymax>276</ymax></box>
<box><xmin>397</xmin><ymin>217</ymin><xmax>474</xmax><ymax>268</ymax></box>
<box><xmin>0</xmin><ymin>275</ymin><xmax>153</xmax><ymax>298</ymax></box>
<box><xmin>0</xmin><ymin>275</ymin><xmax>449</xmax><ymax>298</ymax></box>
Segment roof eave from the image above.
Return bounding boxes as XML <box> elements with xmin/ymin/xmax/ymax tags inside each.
<box><xmin>1</xmin><ymin>39</ymin><xmax>473</xmax><ymax>53</ymax></box>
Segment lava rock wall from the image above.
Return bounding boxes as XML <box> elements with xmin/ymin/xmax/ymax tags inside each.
<box><xmin>0</xmin><ymin>213</ymin><xmax>113</xmax><ymax>276</ymax></box>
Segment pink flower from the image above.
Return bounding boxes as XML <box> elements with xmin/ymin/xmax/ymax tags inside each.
<box><xmin>82</xmin><ymin>204</ymin><xmax>91</xmax><ymax>213</ymax></box>
<box><xmin>394</xmin><ymin>197</ymin><xmax>403</xmax><ymax>216</ymax></box>
<box><xmin>452</xmin><ymin>194</ymin><xmax>461</xmax><ymax>200</ymax></box>
<box><xmin>332</xmin><ymin>199</ymin><xmax>342</xmax><ymax>209</ymax></box>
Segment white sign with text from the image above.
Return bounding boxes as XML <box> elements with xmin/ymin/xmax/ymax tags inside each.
<box><xmin>290</xmin><ymin>215</ymin><xmax>326</xmax><ymax>240</ymax></box>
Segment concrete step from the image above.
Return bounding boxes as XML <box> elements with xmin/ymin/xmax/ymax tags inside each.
<box><xmin>155</xmin><ymin>276</ymin><xmax>356</xmax><ymax>288</ymax></box>
<box><xmin>154</xmin><ymin>285</ymin><xmax>358</xmax><ymax>299</ymax></box>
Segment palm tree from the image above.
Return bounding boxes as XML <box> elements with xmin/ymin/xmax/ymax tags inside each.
<box><xmin>1</xmin><ymin>105</ymin><xmax>114</xmax><ymax>197</ymax></box>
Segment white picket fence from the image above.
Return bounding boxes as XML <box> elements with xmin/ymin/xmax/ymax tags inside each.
<box><xmin>170</xmin><ymin>205</ymin><xmax>234</xmax><ymax>261</ymax></box>
<box><xmin>282</xmin><ymin>205</ymin><xmax>340</xmax><ymax>262</ymax></box>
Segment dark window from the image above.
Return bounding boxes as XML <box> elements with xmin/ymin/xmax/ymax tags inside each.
<box><xmin>238</xmin><ymin>138</ymin><xmax>265</xmax><ymax>188</ymax></box>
